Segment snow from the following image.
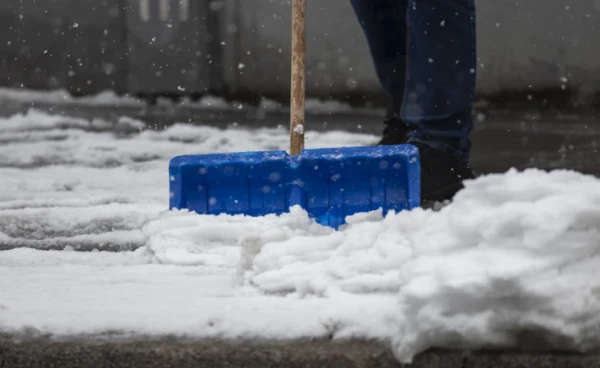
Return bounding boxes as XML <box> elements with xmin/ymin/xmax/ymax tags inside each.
<box><xmin>0</xmin><ymin>87</ymin><xmax>234</xmax><ymax>110</ymax></box>
<box><xmin>2</xmin><ymin>109</ymin><xmax>600</xmax><ymax>363</ymax></box>
<box><xmin>0</xmin><ymin>87</ymin><xmax>379</xmax><ymax>114</ymax></box>
<box><xmin>304</xmin><ymin>99</ymin><xmax>354</xmax><ymax>114</ymax></box>
<box><xmin>0</xmin><ymin>88</ymin><xmax>146</xmax><ymax>107</ymax></box>
<box><xmin>257</xmin><ymin>97</ymin><xmax>366</xmax><ymax>115</ymax></box>
<box><xmin>293</xmin><ymin>124</ymin><xmax>304</xmax><ymax>135</ymax></box>
<box><xmin>239</xmin><ymin>170</ymin><xmax>600</xmax><ymax>359</ymax></box>
<box><xmin>0</xmin><ymin>109</ymin><xmax>373</xmax><ymax>249</ymax></box>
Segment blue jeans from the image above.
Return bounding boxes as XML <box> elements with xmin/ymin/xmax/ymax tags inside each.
<box><xmin>350</xmin><ymin>0</ymin><xmax>477</xmax><ymax>162</ymax></box>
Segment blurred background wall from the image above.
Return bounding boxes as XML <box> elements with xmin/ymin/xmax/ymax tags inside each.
<box><xmin>1</xmin><ymin>0</ymin><xmax>598</xmax><ymax>106</ymax></box>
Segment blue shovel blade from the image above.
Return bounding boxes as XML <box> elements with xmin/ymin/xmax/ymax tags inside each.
<box><xmin>169</xmin><ymin>144</ymin><xmax>420</xmax><ymax>229</ymax></box>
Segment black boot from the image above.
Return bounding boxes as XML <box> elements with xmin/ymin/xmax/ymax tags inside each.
<box><xmin>377</xmin><ymin>98</ymin><xmax>414</xmax><ymax>145</ymax></box>
<box><xmin>378</xmin><ymin>117</ymin><xmax>413</xmax><ymax>145</ymax></box>
<box><xmin>375</xmin><ymin>100</ymin><xmax>474</xmax><ymax>205</ymax></box>
<box><xmin>411</xmin><ymin>142</ymin><xmax>475</xmax><ymax>205</ymax></box>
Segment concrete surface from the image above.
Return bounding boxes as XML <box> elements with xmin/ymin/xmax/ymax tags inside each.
<box><xmin>0</xmin><ymin>338</ymin><xmax>598</xmax><ymax>368</ymax></box>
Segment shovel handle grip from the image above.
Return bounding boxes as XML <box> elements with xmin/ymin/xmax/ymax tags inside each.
<box><xmin>290</xmin><ymin>0</ymin><xmax>305</xmax><ymax>156</ymax></box>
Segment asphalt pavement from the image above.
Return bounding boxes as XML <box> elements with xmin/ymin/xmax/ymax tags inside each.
<box><xmin>1</xmin><ymin>337</ymin><xmax>599</xmax><ymax>368</ymax></box>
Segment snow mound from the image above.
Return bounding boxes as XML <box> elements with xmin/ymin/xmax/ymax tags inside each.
<box><xmin>230</xmin><ymin>168</ymin><xmax>600</xmax><ymax>362</ymax></box>
<box><xmin>143</xmin><ymin>206</ymin><xmax>333</xmax><ymax>269</ymax></box>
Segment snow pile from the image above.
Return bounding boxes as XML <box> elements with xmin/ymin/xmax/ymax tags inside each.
<box><xmin>234</xmin><ymin>169</ymin><xmax>600</xmax><ymax>361</ymax></box>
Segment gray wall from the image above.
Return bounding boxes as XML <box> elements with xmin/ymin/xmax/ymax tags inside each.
<box><xmin>0</xmin><ymin>0</ymin><xmax>212</xmax><ymax>95</ymax></box>
<box><xmin>0</xmin><ymin>0</ymin><xmax>129</xmax><ymax>94</ymax></box>
<box><xmin>222</xmin><ymin>0</ymin><xmax>600</xmax><ymax>100</ymax></box>
<box><xmin>1</xmin><ymin>0</ymin><xmax>599</xmax><ymax>101</ymax></box>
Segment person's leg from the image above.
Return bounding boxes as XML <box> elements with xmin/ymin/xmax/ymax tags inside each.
<box><xmin>402</xmin><ymin>0</ymin><xmax>477</xmax><ymax>163</ymax></box>
<box><xmin>351</xmin><ymin>0</ymin><xmax>477</xmax><ymax>203</ymax></box>
<box><xmin>349</xmin><ymin>0</ymin><xmax>409</xmax><ymax>104</ymax></box>
<box><xmin>350</xmin><ymin>0</ymin><xmax>413</xmax><ymax>144</ymax></box>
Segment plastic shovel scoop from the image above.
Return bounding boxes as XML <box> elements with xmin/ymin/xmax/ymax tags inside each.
<box><xmin>168</xmin><ymin>0</ymin><xmax>421</xmax><ymax>229</ymax></box>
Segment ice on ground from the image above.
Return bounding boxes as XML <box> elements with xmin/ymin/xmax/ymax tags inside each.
<box><xmin>2</xmin><ymin>109</ymin><xmax>600</xmax><ymax>363</ymax></box>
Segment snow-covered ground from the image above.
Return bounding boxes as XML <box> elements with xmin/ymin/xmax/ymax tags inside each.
<box><xmin>2</xmin><ymin>109</ymin><xmax>600</xmax><ymax>363</ymax></box>
<box><xmin>0</xmin><ymin>87</ymin><xmax>375</xmax><ymax>115</ymax></box>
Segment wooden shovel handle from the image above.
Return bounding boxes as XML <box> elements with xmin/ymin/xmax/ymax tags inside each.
<box><xmin>290</xmin><ymin>0</ymin><xmax>305</xmax><ymax>156</ymax></box>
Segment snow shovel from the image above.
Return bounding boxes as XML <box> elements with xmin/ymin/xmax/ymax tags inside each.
<box><xmin>168</xmin><ymin>0</ymin><xmax>421</xmax><ymax>229</ymax></box>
